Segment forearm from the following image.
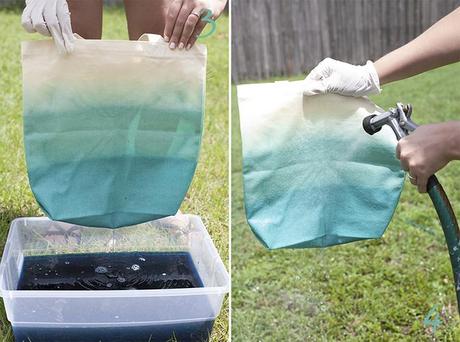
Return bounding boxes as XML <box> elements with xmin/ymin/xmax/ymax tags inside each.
<box><xmin>447</xmin><ymin>121</ymin><xmax>460</xmax><ymax>160</ymax></box>
<box><xmin>374</xmin><ymin>7</ymin><xmax>460</xmax><ymax>85</ymax></box>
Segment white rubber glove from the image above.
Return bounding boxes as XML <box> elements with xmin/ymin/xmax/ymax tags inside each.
<box><xmin>21</xmin><ymin>0</ymin><xmax>75</xmax><ymax>54</ymax></box>
<box><xmin>303</xmin><ymin>58</ymin><xmax>381</xmax><ymax>97</ymax></box>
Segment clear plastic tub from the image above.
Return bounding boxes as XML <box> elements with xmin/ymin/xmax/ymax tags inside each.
<box><xmin>0</xmin><ymin>214</ymin><xmax>229</xmax><ymax>342</ymax></box>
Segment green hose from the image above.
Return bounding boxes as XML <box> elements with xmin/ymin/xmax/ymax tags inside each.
<box><xmin>427</xmin><ymin>175</ymin><xmax>460</xmax><ymax>314</ymax></box>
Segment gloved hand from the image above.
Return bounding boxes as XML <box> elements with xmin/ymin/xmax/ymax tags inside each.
<box><xmin>303</xmin><ymin>58</ymin><xmax>381</xmax><ymax>97</ymax></box>
<box><xmin>21</xmin><ymin>0</ymin><xmax>75</xmax><ymax>54</ymax></box>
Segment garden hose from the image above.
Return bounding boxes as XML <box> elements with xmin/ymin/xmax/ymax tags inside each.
<box><xmin>363</xmin><ymin>103</ymin><xmax>460</xmax><ymax>314</ymax></box>
<box><xmin>427</xmin><ymin>176</ymin><xmax>460</xmax><ymax>314</ymax></box>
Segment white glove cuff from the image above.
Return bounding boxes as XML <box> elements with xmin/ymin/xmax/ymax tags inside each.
<box><xmin>365</xmin><ymin>60</ymin><xmax>382</xmax><ymax>94</ymax></box>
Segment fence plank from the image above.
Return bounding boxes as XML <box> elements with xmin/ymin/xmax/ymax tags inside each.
<box><xmin>232</xmin><ymin>0</ymin><xmax>460</xmax><ymax>82</ymax></box>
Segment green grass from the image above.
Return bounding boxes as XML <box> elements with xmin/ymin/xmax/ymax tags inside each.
<box><xmin>0</xmin><ymin>7</ymin><xmax>228</xmax><ymax>341</ymax></box>
<box><xmin>232</xmin><ymin>65</ymin><xmax>460</xmax><ymax>341</ymax></box>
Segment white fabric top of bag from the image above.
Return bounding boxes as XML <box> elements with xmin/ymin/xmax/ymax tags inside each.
<box><xmin>22</xmin><ymin>33</ymin><xmax>207</xmax><ymax>59</ymax></box>
<box><xmin>21</xmin><ymin>33</ymin><xmax>207</xmax><ymax>111</ymax></box>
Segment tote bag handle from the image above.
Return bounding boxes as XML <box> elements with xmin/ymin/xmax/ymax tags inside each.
<box><xmin>73</xmin><ymin>32</ymin><xmax>164</xmax><ymax>44</ymax></box>
<box><xmin>138</xmin><ymin>33</ymin><xmax>165</xmax><ymax>43</ymax></box>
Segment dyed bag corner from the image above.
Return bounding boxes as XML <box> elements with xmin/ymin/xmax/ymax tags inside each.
<box><xmin>22</xmin><ymin>35</ymin><xmax>206</xmax><ymax>228</ymax></box>
<box><xmin>238</xmin><ymin>80</ymin><xmax>404</xmax><ymax>249</ymax></box>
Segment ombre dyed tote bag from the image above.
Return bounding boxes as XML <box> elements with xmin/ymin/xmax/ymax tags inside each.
<box><xmin>237</xmin><ymin>80</ymin><xmax>404</xmax><ymax>249</ymax></box>
<box><xmin>22</xmin><ymin>34</ymin><xmax>206</xmax><ymax>228</ymax></box>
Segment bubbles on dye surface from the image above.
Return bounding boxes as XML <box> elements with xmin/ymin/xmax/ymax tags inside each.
<box><xmin>19</xmin><ymin>252</ymin><xmax>201</xmax><ymax>291</ymax></box>
<box><xmin>95</xmin><ymin>266</ymin><xmax>108</xmax><ymax>274</ymax></box>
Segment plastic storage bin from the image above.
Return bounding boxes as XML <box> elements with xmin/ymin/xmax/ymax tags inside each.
<box><xmin>0</xmin><ymin>214</ymin><xmax>229</xmax><ymax>342</ymax></box>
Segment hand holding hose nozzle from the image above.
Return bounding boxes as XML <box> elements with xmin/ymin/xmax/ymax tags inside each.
<box><xmin>363</xmin><ymin>104</ymin><xmax>460</xmax><ymax>315</ymax></box>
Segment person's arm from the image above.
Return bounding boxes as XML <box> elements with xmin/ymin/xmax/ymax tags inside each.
<box><xmin>377</xmin><ymin>6</ymin><xmax>460</xmax><ymax>192</ymax></box>
<box><xmin>304</xmin><ymin>7</ymin><xmax>460</xmax><ymax>97</ymax></box>
<box><xmin>375</xmin><ymin>7</ymin><xmax>460</xmax><ymax>85</ymax></box>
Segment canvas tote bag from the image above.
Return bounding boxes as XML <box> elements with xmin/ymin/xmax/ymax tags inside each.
<box><xmin>22</xmin><ymin>34</ymin><xmax>206</xmax><ymax>228</ymax></box>
<box><xmin>238</xmin><ymin>80</ymin><xmax>404</xmax><ymax>249</ymax></box>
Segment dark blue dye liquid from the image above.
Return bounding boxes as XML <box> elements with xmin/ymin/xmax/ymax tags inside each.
<box><xmin>17</xmin><ymin>252</ymin><xmax>203</xmax><ymax>291</ymax></box>
<box><xmin>14</xmin><ymin>252</ymin><xmax>214</xmax><ymax>342</ymax></box>
<box><xmin>13</xmin><ymin>321</ymin><xmax>214</xmax><ymax>342</ymax></box>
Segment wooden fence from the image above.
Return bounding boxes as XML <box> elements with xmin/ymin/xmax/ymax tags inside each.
<box><xmin>232</xmin><ymin>0</ymin><xmax>460</xmax><ymax>82</ymax></box>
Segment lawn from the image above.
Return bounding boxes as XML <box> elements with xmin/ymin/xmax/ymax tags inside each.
<box><xmin>0</xmin><ymin>7</ymin><xmax>228</xmax><ymax>342</ymax></box>
<box><xmin>232</xmin><ymin>64</ymin><xmax>460</xmax><ymax>340</ymax></box>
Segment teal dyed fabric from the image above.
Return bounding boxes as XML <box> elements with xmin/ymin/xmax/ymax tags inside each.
<box><xmin>238</xmin><ymin>81</ymin><xmax>404</xmax><ymax>249</ymax></box>
<box><xmin>22</xmin><ymin>36</ymin><xmax>206</xmax><ymax>228</ymax></box>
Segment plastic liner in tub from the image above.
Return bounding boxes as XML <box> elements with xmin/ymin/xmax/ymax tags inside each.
<box><xmin>0</xmin><ymin>214</ymin><xmax>229</xmax><ymax>342</ymax></box>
